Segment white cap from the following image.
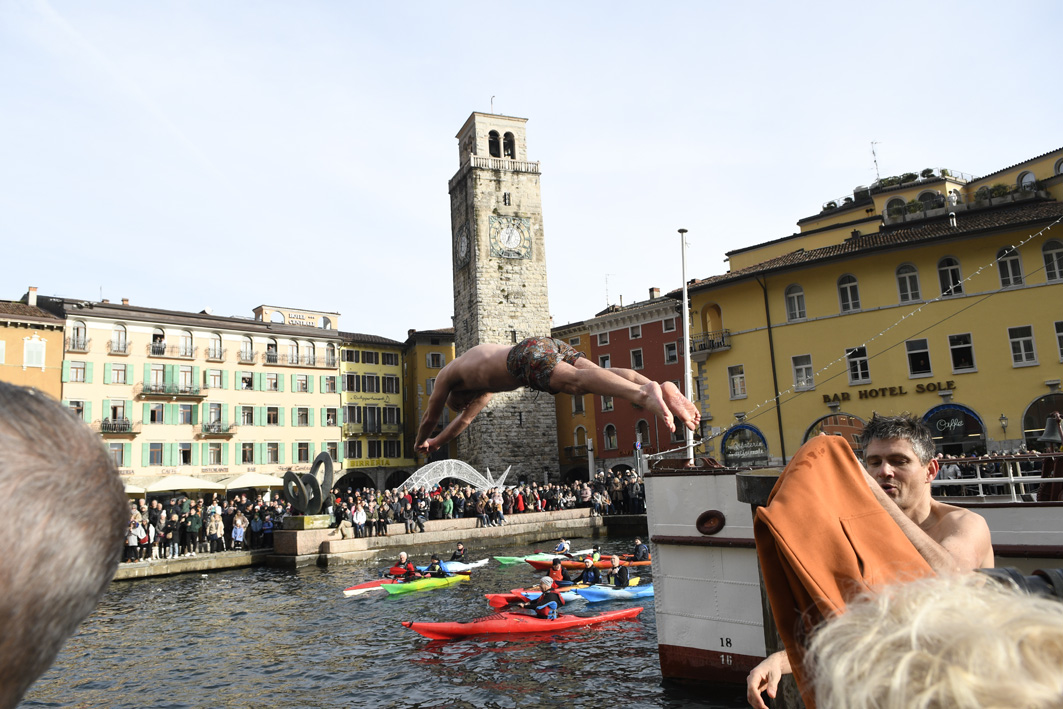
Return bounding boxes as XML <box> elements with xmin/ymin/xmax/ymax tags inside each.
<box><xmin>540</xmin><ymin>577</ymin><xmax>553</xmax><ymax>589</ymax></box>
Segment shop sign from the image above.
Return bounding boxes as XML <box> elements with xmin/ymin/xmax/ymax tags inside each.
<box><xmin>823</xmin><ymin>380</ymin><xmax>956</xmax><ymax>404</ymax></box>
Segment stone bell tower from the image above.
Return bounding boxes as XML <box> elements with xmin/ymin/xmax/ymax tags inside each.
<box><xmin>448</xmin><ymin>112</ymin><xmax>557</xmax><ymax>476</ymax></box>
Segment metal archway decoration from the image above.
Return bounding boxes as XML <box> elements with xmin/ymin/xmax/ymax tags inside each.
<box><xmin>283</xmin><ymin>452</ymin><xmax>335</xmax><ymax>515</ymax></box>
<box><xmin>399</xmin><ymin>459</ymin><xmax>510</xmax><ymax>492</ymax></box>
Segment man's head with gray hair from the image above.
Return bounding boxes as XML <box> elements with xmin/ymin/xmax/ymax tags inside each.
<box><xmin>0</xmin><ymin>382</ymin><xmax>127</xmax><ymax>708</ymax></box>
<box><xmin>859</xmin><ymin>413</ymin><xmax>936</xmax><ymax>465</ymax></box>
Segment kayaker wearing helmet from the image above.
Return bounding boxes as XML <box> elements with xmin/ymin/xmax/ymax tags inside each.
<box><xmin>519</xmin><ymin>578</ymin><xmax>566</xmax><ymax>618</ymax></box>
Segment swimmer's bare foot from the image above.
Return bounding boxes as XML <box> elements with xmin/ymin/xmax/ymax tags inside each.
<box><xmin>662</xmin><ymin>381</ymin><xmax>700</xmax><ymax>431</ymax></box>
<box><xmin>638</xmin><ymin>382</ymin><xmax>674</xmax><ymax>432</ymax></box>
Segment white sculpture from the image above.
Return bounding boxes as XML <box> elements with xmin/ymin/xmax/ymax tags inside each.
<box><xmin>400</xmin><ymin>459</ymin><xmax>510</xmax><ymax>492</ymax></box>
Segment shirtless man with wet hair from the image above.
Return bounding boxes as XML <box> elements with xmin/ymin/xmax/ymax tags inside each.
<box><xmin>746</xmin><ymin>413</ymin><xmax>994</xmax><ymax>709</ymax></box>
<box><xmin>414</xmin><ymin>336</ymin><xmax>699</xmax><ymax>455</ymax></box>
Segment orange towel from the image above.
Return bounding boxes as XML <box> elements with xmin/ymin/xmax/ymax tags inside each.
<box><xmin>754</xmin><ymin>436</ymin><xmax>934</xmax><ymax>708</ymax></box>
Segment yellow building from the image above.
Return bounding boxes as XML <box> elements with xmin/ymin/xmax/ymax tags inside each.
<box><xmin>685</xmin><ymin>147</ymin><xmax>1063</xmax><ymax>465</ymax></box>
<box><xmin>550</xmin><ymin>320</ymin><xmax>596</xmax><ymax>480</ymax></box>
<box><xmin>0</xmin><ymin>288</ymin><xmax>64</xmax><ymax>399</ymax></box>
<box><xmin>36</xmin><ymin>295</ymin><xmax>342</xmax><ymax>485</ymax></box>
<box><xmin>338</xmin><ymin>333</ymin><xmax>415</xmax><ymax>490</ymax></box>
<box><xmin>402</xmin><ymin>328</ymin><xmax>456</xmax><ymax>468</ymax></box>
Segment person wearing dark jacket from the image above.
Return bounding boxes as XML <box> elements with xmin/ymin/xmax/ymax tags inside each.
<box><xmin>519</xmin><ymin>578</ymin><xmax>566</xmax><ymax>618</ymax></box>
<box><xmin>605</xmin><ymin>555</ymin><xmax>630</xmax><ymax>588</ymax></box>
<box><xmin>450</xmin><ymin>542</ymin><xmax>467</xmax><ymax>562</ymax></box>
<box><xmin>633</xmin><ymin>537</ymin><xmax>650</xmax><ymax>562</ymax></box>
<box><xmin>423</xmin><ymin>554</ymin><xmax>448</xmax><ymax>578</ymax></box>
<box><xmin>576</xmin><ymin>557</ymin><xmax>601</xmax><ymax>585</ymax></box>
<box><xmin>548</xmin><ymin>558</ymin><xmax>574</xmax><ymax>587</ymax></box>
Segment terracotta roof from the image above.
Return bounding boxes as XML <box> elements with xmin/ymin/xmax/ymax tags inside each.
<box><xmin>337</xmin><ymin>331</ymin><xmax>404</xmax><ymax>347</ymax></box>
<box><xmin>976</xmin><ymin>146</ymin><xmax>1063</xmax><ymax>183</ymax></box>
<box><xmin>677</xmin><ymin>199</ymin><xmax>1063</xmax><ymax>296</ymax></box>
<box><xmin>0</xmin><ymin>301</ymin><xmax>64</xmax><ymax>323</ymax></box>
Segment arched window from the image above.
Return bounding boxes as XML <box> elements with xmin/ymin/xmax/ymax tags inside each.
<box><xmin>488</xmin><ymin>130</ymin><xmax>501</xmax><ymax>158</ymax></box>
<box><xmin>1044</xmin><ymin>240</ymin><xmax>1063</xmax><ymax>282</ymax></box>
<box><xmin>326</xmin><ymin>343</ymin><xmax>337</xmax><ymax>366</ymax></box>
<box><xmin>938</xmin><ymin>257</ymin><xmax>964</xmax><ymax>297</ymax></box>
<box><xmin>503</xmin><ymin>132</ymin><xmax>516</xmax><ymax>159</ymax></box>
<box><xmin>1018</xmin><ymin>171</ymin><xmax>1037</xmax><ymax>191</ymax></box>
<box><xmin>288</xmin><ymin>340</ymin><xmax>299</xmax><ymax>364</ymax></box>
<box><xmin>896</xmin><ymin>264</ymin><xmax>921</xmax><ymax>303</ymax></box>
<box><xmin>837</xmin><ymin>275</ymin><xmax>861</xmax><ymax>312</ymax></box>
<box><xmin>265</xmin><ymin>338</ymin><xmax>278</xmax><ymax>364</ymax></box>
<box><xmin>785</xmin><ymin>285</ymin><xmax>806</xmax><ymax>322</ymax></box>
<box><xmin>997</xmin><ymin>247</ymin><xmax>1024</xmax><ymax>288</ymax></box>
<box><xmin>917</xmin><ymin>191</ymin><xmax>943</xmax><ymax>209</ymax></box>
<box><xmin>636</xmin><ymin>419</ymin><xmax>650</xmax><ymax>448</ymax></box>
<box><xmin>1056</xmin><ymin>159</ymin><xmax>1063</xmax><ymax>177</ymax></box>
<box><xmin>70</xmin><ymin>320</ymin><xmax>87</xmax><ymax>351</ymax></box>
<box><xmin>209</xmin><ymin>333</ymin><xmax>222</xmax><ymax>359</ymax></box>
<box><xmin>180</xmin><ymin>330</ymin><xmax>194</xmax><ymax>357</ymax></box>
<box><xmin>240</xmin><ymin>336</ymin><xmax>254</xmax><ymax>362</ymax></box>
<box><xmin>603</xmin><ymin>424</ymin><xmax>618</xmax><ymax>450</ymax></box>
<box><xmin>886</xmin><ymin>197</ymin><xmax>906</xmax><ymax>216</ymax></box>
<box><xmin>306</xmin><ymin>342</ymin><xmax>316</xmax><ymax>366</ymax></box>
<box><xmin>151</xmin><ymin>328</ymin><xmax>166</xmax><ymax>356</ymax></box>
<box><xmin>110</xmin><ymin>324</ymin><xmax>128</xmax><ymax>354</ymax></box>
<box><xmin>574</xmin><ymin>426</ymin><xmax>587</xmax><ymax>447</ymax></box>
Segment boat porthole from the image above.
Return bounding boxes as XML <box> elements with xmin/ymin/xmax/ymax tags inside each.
<box><xmin>695</xmin><ymin>509</ymin><xmax>726</xmax><ymax>535</ymax></box>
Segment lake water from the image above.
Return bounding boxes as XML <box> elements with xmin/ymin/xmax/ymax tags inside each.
<box><xmin>20</xmin><ymin>537</ymin><xmax>747</xmax><ymax>708</ymax></box>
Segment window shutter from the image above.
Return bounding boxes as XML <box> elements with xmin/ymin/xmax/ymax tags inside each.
<box><xmin>164</xmin><ymin>365</ymin><xmax>174</xmax><ymax>385</ymax></box>
<box><xmin>191</xmin><ymin>405</ymin><xmax>199</xmax><ymax>425</ymax></box>
<box><xmin>141</xmin><ymin>443</ymin><xmax>149</xmax><ymax>465</ymax></box>
<box><xmin>85</xmin><ymin>362</ymin><xmax>94</xmax><ymax>383</ymax></box>
<box><xmin>83</xmin><ymin>401</ymin><xmax>91</xmax><ymax>422</ymax></box>
<box><xmin>308</xmin><ymin>443</ymin><xmax>316</xmax><ymax>458</ymax></box>
<box><xmin>163</xmin><ymin>444</ymin><xmax>172</xmax><ymax>466</ymax></box>
<box><xmin>255</xmin><ymin>373</ymin><xmax>263</xmax><ymax>391</ymax></box>
<box><xmin>309</xmin><ymin>408</ymin><xmax>315</xmax><ymax>427</ymax></box>
<box><xmin>308</xmin><ymin>376</ymin><xmax>314</xmax><ymax>394</ymax></box>
<box><xmin>320</xmin><ymin>408</ymin><xmax>326</xmax><ymax>426</ymax></box>
<box><xmin>124</xmin><ymin>443</ymin><xmax>132</xmax><ymax>466</ymax></box>
<box><xmin>143</xmin><ymin>402</ymin><xmax>151</xmax><ymax>422</ymax></box>
<box><xmin>221</xmin><ymin>370</ymin><xmax>229</xmax><ymax>389</ymax></box>
<box><xmin>143</xmin><ymin>363</ymin><xmax>151</xmax><ymax>384</ymax></box>
<box><xmin>291</xmin><ymin>407</ymin><xmax>297</xmax><ymax>426</ymax></box>
<box><xmin>291</xmin><ymin>374</ymin><xmax>297</xmax><ymax>391</ymax></box>
<box><xmin>104</xmin><ymin>363</ymin><xmax>112</xmax><ymax>382</ymax></box>
<box><xmin>193</xmin><ymin>366</ymin><xmax>200</xmax><ymax>385</ymax></box>
<box><xmin>222</xmin><ymin>404</ymin><xmax>229</xmax><ymax>425</ymax></box>
<box><xmin>278</xmin><ymin>407</ymin><xmax>285</xmax><ymax>427</ymax></box>
<box><xmin>126</xmin><ymin>364</ymin><xmax>134</xmax><ymax>382</ymax></box>
<box><xmin>61</xmin><ymin>360</ymin><xmax>70</xmax><ymax>383</ymax></box>
<box><xmin>191</xmin><ymin>444</ymin><xmax>199</xmax><ymax>466</ymax></box>
<box><xmin>256</xmin><ymin>443</ymin><xmax>265</xmax><ymax>463</ymax></box>
<box><xmin>278</xmin><ymin>374</ymin><xmax>284</xmax><ymax>392</ymax></box>
<box><xmin>102</xmin><ymin>399</ymin><xmax>110</xmax><ymax>418</ymax></box>
<box><xmin>222</xmin><ymin>442</ymin><xmax>230</xmax><ymax>465</ymax></box>
<box><xmin>291</xmin><ymin>442</ymin><xmax>297</xmax><ymax>463</ymax></box>
<box><xmin>278</xmin><ymin>444</ymin><xmax>285</xmax><ymax>465</ymax></box>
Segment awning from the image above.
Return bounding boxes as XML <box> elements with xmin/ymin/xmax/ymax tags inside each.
<box><xmin>143</xmin><ymin>475</ymin><xmax>225</xmax><ymax>493</ymax></box>
<box><xmin>124</xmin><ymin>482</ymin><xmax>146</xmax><ymax>495</ymax></box>
<box><xmin>222</xmin><ymin>472</ymin><xmax>286</xmax><ymax>490</ymax></box>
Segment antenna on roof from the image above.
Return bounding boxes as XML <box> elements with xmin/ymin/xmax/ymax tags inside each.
<box><xmin>604</xmin><ymin>273</ymin><xmax>617</xmax><ymax>306</ymax></box>
<box><xmin>491</xmin><ymin>95</ymin><xmax>495</xmax><ymax>113</ymax></box>
<box><xmin>871</xmin><ymin>141</ymin><xmax>881</xmax><ymax>181</ymax></box>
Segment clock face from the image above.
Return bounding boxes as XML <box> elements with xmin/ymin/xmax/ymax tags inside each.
<box><xmin>455</xmin><ymin>223</ymin><xmax>471</xmax><ymax>268</ymax></box>
<box><xmin>488</xmin><ymin>216</ymin><xmax>531</xmax><ymax>259</ymax></box>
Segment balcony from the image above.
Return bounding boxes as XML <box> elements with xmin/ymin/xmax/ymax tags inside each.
<box><xmin>147</xmin><ymin>343</ymin><xmax>196</xmax><ymax>359</ymax></box>
<box><xmin>136</xmin><ymin>382</ymin><xmax>205</xmax><ymax>398</ymax></box>
<box><xmin>238</xmin><ymin>350</ymin><xmax>256</xmax><ymax>364</ymax></box>
<box><xmin>264</xmin><ymin>350</ymin><xmax>280</xmax><ymax>364</ymax></box>
<box><xmin>342</xmin><ymin>423</ymin><xmax>360</xmax><ymax>438</ymax></box>
<box><xmin>205</xmin><ymin>347</ymin><xmax>226</xmax><ymax>362</ymax></box>
<box><xmin>108</xmin><ymin>340</ymin><xmax>130</xmax><ymax>355</ymax></box>
<box><xmin>93</xmin><ymin>418</ymin><xmax>140</xmax><ymax>435</ymax></box>
<box><xmin>325</xmin><ymin>356</ymin><xmax>337</xmax><ymax>368</ymax></box>
<box><xmin>689</xmin><ymin>330</ymin><xmax>731</xmax><ymax>362</ymax></box>
<box><xmin>564</xmin><ymin>445</ymin><xmax>589</xmax><ymax>460</ymax></box>
<box><xmin>381</xmin><ymin>422</ymin><xmax>402</xmax><ymax>435</ymax></box>
<box><xmin>199</xmin><ymin>422</ymin><xmax>236</xmax><ymax>437</ymax></box>
<box><xmin>66</xmin><ymin>337</ymin><xmax>90</xmax><ymax>353</ymax></box>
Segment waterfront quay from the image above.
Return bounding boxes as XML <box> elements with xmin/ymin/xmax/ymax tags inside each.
<box><xmin>112</xmin><ymin>508</ymin><xmax>647</xmax><ymax>581</ymax></box>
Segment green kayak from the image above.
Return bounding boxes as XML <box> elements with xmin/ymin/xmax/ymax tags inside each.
<box><xmin>383</xmin><ymin>574</ymin><xmax>468</xmax><ymax>595</ymax></box>
<box><xmin>493</xmin><ymin>549</ymin><xmax>594</xmax><ymax>565</ymax></box>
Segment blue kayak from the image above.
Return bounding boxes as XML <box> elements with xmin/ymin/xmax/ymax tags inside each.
<box><xmin>575</xmin><ymin>583</ymin><xmax>655</xmax><ymax>603</ymax></box>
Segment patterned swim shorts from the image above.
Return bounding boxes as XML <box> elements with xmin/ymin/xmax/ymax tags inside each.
<box><xmin>506</xmin><ymin>337</ymin><xmax>586</xmax><ymax>394</ymax></box>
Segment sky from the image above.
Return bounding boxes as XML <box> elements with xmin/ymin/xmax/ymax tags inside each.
<box><xmin>2</xmin><ymin>1</ymin><xmax>1061</xmax><ymax>342</ymax></box>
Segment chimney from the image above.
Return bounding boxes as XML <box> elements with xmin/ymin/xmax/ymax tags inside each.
<box><xmin>101</xmin><ymin>299</ymin><xmax>109</xmax><ymax>303</ymax></box>
<box><xmin>408</xmin><ymin>329</ymin><xmax>416</xmax><ymax>338</ymax></box>
<box><xmin>649</xmin><ymin>287</ymin><xmax>660</xmax><ymax>299</ymax></box>
<box><xmin>27</xmin><ymin>286</ymin><xmax>37</xmax><ymax>307</ymax></box>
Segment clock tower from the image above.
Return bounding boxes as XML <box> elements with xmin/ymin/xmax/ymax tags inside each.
<box><xmin>448</xmin><ymin>112</ymin><xmax>558</xmax><ymax>475</ymax></box>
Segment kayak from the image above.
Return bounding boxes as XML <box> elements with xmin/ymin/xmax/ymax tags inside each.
<box><xmin>415</xmin><ymin>558</ymin><xmax>489</xmax><ymax>573</ymax></box>
<box><xmin>485</xmin><ymin>576</ymin><xmax>642</xmax><ymax>608</ymax></box>
<box><xmin>576</xmin><ymin>583</ymin><xmax>655</xmax><ymax>603</ymax></box>
<box><xmin>402</xmin><ymin>606</ymin><xmax>644</xmax><ymax>639</ymax></box>
<box><xmin>383</xmin><ymin>574</ymin><xmax>468</xmax><ymax>595</ymax></box>
<box><xmin>493</xmin><ymin>548</ymin><xmax>594</xmax><ymax>565</ymax></box>
<box><xmin>343</xmin><ymin>578</ymin><xmax>402</xmax><ymax>597</ymax></box>
<box><xmin>525</xmin><ymin>557</ymin><xmax>651</xmax><ymax>571</ymax></box>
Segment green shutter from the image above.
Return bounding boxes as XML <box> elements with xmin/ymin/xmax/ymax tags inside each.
<box><xmin>143</xmin><ymin>402</ymin><xmax>150</xmax><ymax>423</ymax></box>
<box><xmin>222</xmin><ymin>404</ymin><xmax>229</xmax><ymax>425</ymax></box>
<box><xmin>167</xmin><ymin>403</ymin><xmax>177</xmax><ymax>424</ymax></box>
<box><xmin>191</xmin><ymin>443</ymin><xmax>199</xmax><ymax>466</ymax></box>
<box><xmin>234</xmin><ymin>370</ymin><xmax>241</xmax><ymax>390</ymax></box>
<box><xmin>141</xmin><ymin>443</ymin><xmax>149</xmax><ymax>466</ymax></box>
<box><xmin>256</xmin><ymin>443</ymin><xmax>265</xmax><ymax>463</ymax></box>
<box><xmin>83</xmin><ymin>401</ymin><xmax>92</xmax><ymax>422</ymax></box>
<box><xmin>256</xmin><ymin>406</ymin><xmax>265</xmax><ymax>426</ymax></box>
<box><xmin>221</xmin><ymin>370</ymin><xmax>229</xmax><ymax>389</ymax></box>
<box><xmin>291</xmin><ymin>442</ymin><xmax>297</xmax><ymax>462</ymax></box>
<box><xmin>308</xmin><ymin>376</ymin><xmax>314</xmax><ymax>393</ymax></box>
<box><xmin>191</xmin><ymin>405</ymin><xmax>199</xmax><ymax>425</ymax></box>
<box><xmin>193</xmin><ymin>366</ymin><xmax>200</xmax><ymax>387</ymax></box>
<box><xmin>291</xmin><ymin>407</ymin><xmax>297</xmax><ymax>426</ymax></box>
<box><xmin>309</xmin><ymin>442</ymin><xmax>315</xmax><ymax>458</ymax></box>
<box><xmin>254</xmin><ymin>372</ymin><xmax>263</xmax><ymax>391</ymax></box>
<box><xmin>162</xmin><ymin>444</ymin><xmax>171</xmax><ymax>466</ymax></box>
<box><xmin>290</xmin><ymin>374</ymin><xmax>297</xmax><ymax>391</ymax></box>
<box><xmin>61</xmin><ymin>361</ymin><xmax>70</xmax><ymax>383</ymax></box>
<box><xmin>308</xmin><ymin>408</ymin><xmax>315</xmax><ymax>427</ymax></box>
<box><xmin>278</xmin><ymin>443</ymin><xmax>285</xmax><ymax>464</ymax></box>
<box><xmin>104</xmin><ymin>363</ymin><xmax>112</xmax><ymax>383</ymax></box>
<box><xmin>85</xmin><ymin>362</ymin><xmax>94</xmax><ymax>384</ymax></box>
<box><xmin>102</xmin><ymin>399</ymin><xmax>110</xmax><ymax>419</ymax></box>
<box><xmin>278</xmin><ymin>374</ymin><xmax>284</xmax><ymax>392</ymax></box>
<box><xmin>143</xmin><ymin>363</ymin><xmax>151</xmax><ymax>385</ymax></box>
<box><xmin>222</xmin><ymin>442</ymin><xmax>230</xmax><ymax>465</ymax></box>
<box><xmin>319</xmin><ymin>375</ymin><xmax>325</xmax><ymax>392</ymax></box>
<box><xmin>164</xmin><ymin>365</ymin><xmax>174</xmax><ymax>385</ymax></box>
<box><xmin>123</xmin><ymin>443</ymin><xmax>132</xmax><ymax>466</ymax></box>
<box><xmin>320</xmin><ymin>408</ymin><xmax>326</xmax><ymax>427</ymax></box>
<box><xmin>126</xmin><ymin>364</ymin><xmax>133</xmax><ymax>383</ymax></box>
<box><xmin>278</xmin><ymin>407</ymin><xmax>285</xmax><ymax>427</ymax></box>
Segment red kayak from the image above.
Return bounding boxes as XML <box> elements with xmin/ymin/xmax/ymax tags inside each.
<box><xmin>402</xmin><ymin>606</ymin><xmax>643</xmax><ymax>639</ymax></box>
<box><xmin>525</xmin><ymin>557</ymin><xmax>651</xmax><ymax>571</ymax></box>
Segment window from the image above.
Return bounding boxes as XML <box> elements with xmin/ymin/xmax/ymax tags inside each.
<box><xmin>111</xmin><ymin>325</ymin><xmax>128</xmax><ymax>354</ymax></box>
<box><xmin>111</xmin><ymin>365</ymin><xmax>126</xmax><ymax>384</ymax></box>
<box><xmin>568</xmin><ymin>336</ymin><xmax>580</xmax><ymax>346</ymax></box>
<box><xmin>70</xmin><ymin>361</ymin><xmax>86</xmax><ymax>382</ymax></box>
<box><xmin>343</xmin><ymin>373</ymin><xmax>358</xmax><ymax>392</ymax></box>
<box><xmin>846</xmin><ymin>347</ymin><xmax>870</xmax><ymax>385</ymax></box>
<box><xmin>288</xmin><ymin>342</ymin><xmax>299</xmax><ymax>364</ymax></box>
<box><xmin>267</xmin><ymin>443</ymin><xmax>279</xmax><ymax>464</ymax></box>
<box><xmin>242</xmin><ymin>443</ymin><xmax>255</xmax><ymax>464</ymax></box>
<box><xmin>630</xmin><ymin>325</ymin><xmax>642</xmax><ymax>339</ymax></box>
<box><xmin>296</xmin><ymin>407</ymin><xmax>309</xmax><ymax>427</ymax></box>
<box><xmin>23</xmin><ymin>336</ymin><xmax>45</xmax><ymax>369</ymax></box>
<box><xmin>503</xmin><ymin>132</ymin><xmax>515</xmax><ymax>158</ymax></box>
<box><xmin>599</xmin><ymin>354</ymin><xmax>611</xmax><ymax>368</ymax></box>
<box><xmin>241</xmin><ymin>406</ymin><xmax>254</xmax><ymax>426</ymax></box>
<box><xmin>240</xmin><ymin>371</ymin><xmax>253</xmax><ymax>390</ymax></box>
<box><xmin>426</xmin><ymin>378</ymin><xmax>435</xmax><ymax>395</ymax></box>
<box><xmin>208</xmin><ymin>403</ymin><xmax>221</xmax><ymax>423</ymax></box>
<box><xmin>997</xmin><ymin>247</ymin><xmax>1024</xmax><ymax>288</ymax></box>
<box><xmin>572</xmin><ymin>394</ymin><xmax>585</xmax><ymax>414</ymax></box>
<box><xmin>362</xmin><ymin>374</ymin><xmax>380</xmax><ymax>393</ymax></box>
<box><xmin>1045</xmin><ymin>241</ymin><xmax>1063</xmax><ymax>282</ymax></box>
<box><xmin>327</xmin><ymin>344</ymin><xmax>338</xmax><ymax>367</ymax></box>
<box><xmin>601</xmin><ymin>395</ymin><xmax>614</xmax><ymax>412</ymax></box>
<box><xmin>150</xmin><ymin>364</ymin><xmax>164</xmax><ymax>388</ymax></box>
<box><xmin>180</xmin><ymin>331</ymin><xmax>194</xmax><ymax>357</ymax></box>
<box><xmin>208</xmin><ymin>369</ymin><xmax>222</xmax><ymax>389</ymax></box>
<box><xmin>178</xmin><ymin>443</ymin><xmax>191</xmax><ymax>465</ymax></box>
<box><xmin>327</xmin><ymin>442</ymin><xmax>338</xmax><ymax>462</ymax></box>
<box><xmin>240</xmin><ymin>337</ymin><xmax>254</xmax><ymax>362</ymax></box>
<box><xmin>208</xmin><ymin>333</ymin><xmax>223</xmax><ymax>359</ymax></box>
<box><xmin>178</xmin><ymin>365</ymin><xmax>193</xmax><ymax>391</ymax></box>
<box><xmin>368</xmin><ymin>440</ymin><xmax>382</xmax><ymax>458</ymax></box>
<box><xmin>382</xmin><ymin>352</ymin><xmax>398</xmax><ymax>366</ymax></box>
<box><xmin>728</xmin><ymin>365</ymin><xmax>746</xmax><ymax>399</ymax></box>
<box><xmin>296</xmin><ymin>374</ymin><xmax>308</xmax><ymax>392</ymax></box>
<box><xmin>503</xmin><ymin>192</ymin><xmax>511</xmax><ymax>206</ymax></box>
<box><xmin>604</xmin><ymin>425</ymin><xmax>618</xmax><ymax>450</ymax></box>
<box><xmin>109</xmin><ymin>443</ymin><xmax>124</xmax><ymax>467</ymax></box>
<box><xmin>324</xmin><ymin>376</ymin><xmax>337</xmax><ymax>393</ymax></box>
<box><xmin>267</xmin><ymin>407</ymin><xmax>279</xmax><ymax>425</ymax></box>
<box><xmin>68</xmin><ymin>321</ymin><xmax>87</xmax><ymax>351</ymax></box>
<box><xmin>110</xmin><ymin>400</ymin><xmax>125</xmax><ymax>420</ymax></box>
<box><xmin>363</xmin><ymin>351</ymin><xmax>379</xmax><ymax>365</ymax></box>
<box><xmin>266</xmin><ymin>373</ymin><xmax>278</xmax><ymax>391</ymax></box>
<box><xmin>305</xmin><ymin>343</ymin><xmax>316</xmax><ymax>366</ymax></box>
<box><xmin>149</xmin><ymin>403</ymin><xmax>164</xmax><ymax>424</ymax></box>
<box><xmin>948</xmin><ymin>334</ymin><xmax>976</xmax><ymax>372</ymax></box>
<box><xmin>886</xmin><ymin>197</ymin><xmax>905</xmax><ymax>216</ymax></box>
<box><xmin>938</xmin><ymin>258</ymin><xmax>963</xmax><ymax>296</ymax></box>
<box><xmin>149</xmin><ymin>443</ymin><xmax>163</xmax><ymax>466</ymax></box>
<box><xmin>792</xmin><ymin>355</ymin><xmax>814</xmax><ymax>390</ymax></box>
<box><xmin>1056</xmin><ymin>322</ymin><xmax>1063</xmax><ymax>361</ymax></box>
<box><xmin>427</xmin><ymin>352</ymin><xmax>444</xmax><ymax>368</ymax></box>
<box><xmin>345</xmin><ymin>405</ymin><xmax>361</xmax><ymax>424</ymax></box>
<box><xmin>838</xmin><ymin>275</ymin><xmax>861</xmax><ymax>312</ymax></box>
<box><xmin>488</xmin><ymin>130</ymin><xmax>500</xmax><ymax>158</ymax></box>
<box><xmin>1008</xmin><ymin>326</ymin><xmax>1037</xmax><ymax>366</ymax></box>
<box><xmin>382</xmin><ymin>406</ymin><xmax>400</xmax><ymax>425</ymax></box>
<box><xmin>343</xmin><ymin>349</ymin><xmax>359</xmax><ymax>363</ymax></box>
<box><xmin>384</xmin><ymin>440</ymin><xmax>401</xmax><ymax>458</ymax></box>
<box><xmin>383</xmin><ymin>375</ymin><xmax>400</xmax><ymax>394</ymax></box>
<box><xmin>662</xmin><ymin>318</ymin><xmax>676</xmax><ymax>333</ymax></box>
<box><xmin>785</xmin><ymin>285</ymin><xmax>806</xmax><ymax>321</ymax></box>
<box><xmin>664</xmin><ymin>342</ymin><xmax>678</xmax><ymax>364</ymax></box>
<box><xmin>597</xmin><ymin>333</ymin><xmax>609</xmax><ymax>346</ymax></box>
<box><xmin>151</xmin><ymin>329</ymin><xmax>166</xmax><ymax>356</ymax></box>
<box><xmin>1018</xmin><ymin>171</ymin><xmax>1037</xmax><ymax>191</ymax></box>
<box><xmin>346</xmin><ymin>440</ymin><xmax>362</xmax><ymax>459</ymax></box>
<box><xmin>896</xmin><ymin>264</ymin><xmax>921</xmax><ymax>303</ymax></box>
<box><xmin>208</xmin><ymin>443</ymin><xmax>221</xmax><ymax>465</ymax></box>
<box><xmin>179</xmin><ymin>404</ymin><xmax>193</xmax><ymax>424</ymax></box>
<box><xmin>906</xmin><ymin>339</ymin><xmax>932</xmax><ymax>377</ymax></box>
<box><xmin>326</xmin><ymin>408</ymin><xmax>338</xmax><ymax>426</ymax></box>
<box><xmin>68</xmin><ymin>400</ymin><xmax>84</xmax><ymax>419</ymax></box>
<box><xmin>630</xmin><ymin>349</ymin><xmax>644</xmax><ymax>370</ymax></box>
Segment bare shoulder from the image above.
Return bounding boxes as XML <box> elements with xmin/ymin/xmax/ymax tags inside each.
<box><xmin>928</xmin><ymin>500</ymin><xmax>993</xmax><ymax>568</ymax></box>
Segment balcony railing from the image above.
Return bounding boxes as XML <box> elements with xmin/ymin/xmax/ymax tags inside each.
<box><xmin>689</xmin><ymin>330</ymin><xmax>731</xmax><ymax>354</ymax></box>
<box><xmin>108</xmin><ymin>340</ymin><xmax>129</xmax><ymax>355</ymax></box>
<box><xmin>149</xmin><ymin>342</ymin><xmax>167</xmax><ymax>356</ymax></box>
<box><xmin>564</xmin><ymin>445</ymin><xmax>589</xmax><ymax>459</ymax></box>
<box><xmin>342</xmin><ymin>423</ymin><xmax>360</xmax><ymax>438</ymax></box>
<box><xmin>205</xmin><ymin>347</ymin><xmax>226</xmax><ymax>361</ymax></box>
<box><xmin>199</xmin><ymin>422</ymin><xmax>236</xmax><ymax>436</ymax></box>
<box><xmin>137</xmin><ymin>382</ymin><xmax>204</xmax><ymax>398</ymax></box>
<box><xmin>238</xmin><ymin>350</ymin><xmax>256</xmax><ymax>364</ymax></box>
<box><xmin>94</xmin><ymin>418</ymin><xmax>139</xmax><ymax>435</ymax></box>
<box><xmin>381</xmin><ymin>422</ymin><xmax>401</xmax><ymax>435</ymax></box>
<box><xmin>66</xmin><ymin>337</ymin><xmax>90</xmax><ymax>353</ymax></box>
<box><xmin>325</xmin><ymin>356</ymin><xmax>337</xmax><ymax>368</ymax></box>
<box><xmin>264</xmin><ymin>351</ymin><xmax>280</xmax><ymax>364</ymax></box>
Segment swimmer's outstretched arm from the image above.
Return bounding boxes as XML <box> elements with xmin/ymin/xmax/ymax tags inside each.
<box><xmin>415</xmin><ymin>392</ymin><xmax>493</xmax><ymax>454</ymax></box>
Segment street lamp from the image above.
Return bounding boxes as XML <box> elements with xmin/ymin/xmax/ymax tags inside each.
<box><xmin>999</xmin><ymin>414</ymin><xmax>1009</xmax><ymax>434</ymax></box>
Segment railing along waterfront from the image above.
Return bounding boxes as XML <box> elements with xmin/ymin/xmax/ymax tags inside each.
<box><xmin>930</xmin><ymin>453</ymin><xmax>1059</xmax><ymax>502</ymax></box>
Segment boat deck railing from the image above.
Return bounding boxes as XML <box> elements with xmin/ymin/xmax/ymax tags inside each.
<box><xmin>930</xmin><ymin>454</ymin><xmax>1060</xmax><ymax>503</ymax></box>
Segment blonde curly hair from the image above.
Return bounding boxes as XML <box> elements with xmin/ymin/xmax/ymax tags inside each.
<box><xmin>806</xmin><ymin>574</ymin><xmax>1063</xmax><ymax>709</ymax></box>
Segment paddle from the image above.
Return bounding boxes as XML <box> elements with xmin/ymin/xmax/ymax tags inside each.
<box><xmin>534</xmin><ymin>549</ymin><xmax>575</xmax><ymax>559</ymax></box>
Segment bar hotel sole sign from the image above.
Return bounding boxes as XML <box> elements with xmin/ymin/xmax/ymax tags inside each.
<box><xmin>823</xmin><ymin>380</ymin><xmax>956</xmax><ymax>404</ymax></box>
